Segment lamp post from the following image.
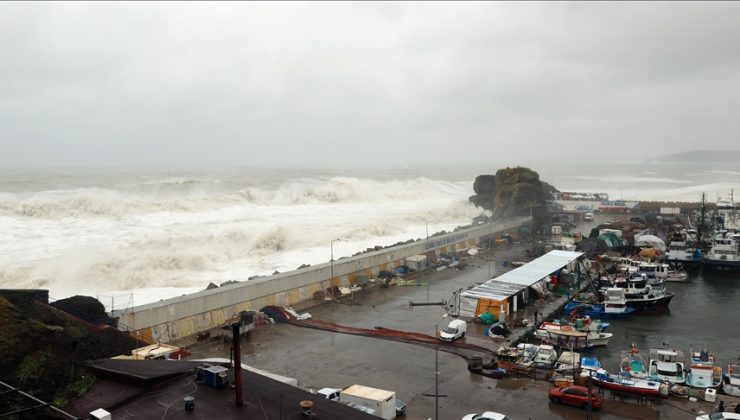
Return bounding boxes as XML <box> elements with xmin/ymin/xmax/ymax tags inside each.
<box><xmin>434</xmin><ymin>313</ymin><xmax>448</xmax><ymax>420</ymax></box>
<box><xmin>425</xmin><ymin>221</ymin><xmax>432</xmax><ymax>252</ymax></box>
<box><xmin>329</xmin><ymin>238</ymin><xmax>340</xmax><ymax>301</ymax></box>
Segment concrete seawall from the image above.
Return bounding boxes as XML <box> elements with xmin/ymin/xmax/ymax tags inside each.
<box><xmin>113</xmin><ymin>217</ymin><xmax>530</xmax><ymax>343</ymax></box>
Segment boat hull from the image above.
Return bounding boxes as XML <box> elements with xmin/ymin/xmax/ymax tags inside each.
<box><xmin>703</xmin><ymin>259</ymin><xmax>740</xmax><ymax>271</ymax></box>
<box><xmin>626</xmin><ymin>293</ymin><xmax>674</xmax><ymax>312</ymax></box>
<box><xmin>590</xmin><ymin>372</ymin><xmax>661</xmax><ymax>396</ymax></box>
<box><xmin>723</xmin><ymin>381</ymin><xmax>740</xmax><ymax>397</ymax></box>
<box><xmin>564</xmin><ymin>302</ymin><xmax>635</xmax><ymax>319</ymax></box>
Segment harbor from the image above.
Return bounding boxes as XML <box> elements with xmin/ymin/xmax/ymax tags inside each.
<box><xmin>178</xmin><ymin>234</ymin><xmax>740</xmax><ymax>420</ymax></box>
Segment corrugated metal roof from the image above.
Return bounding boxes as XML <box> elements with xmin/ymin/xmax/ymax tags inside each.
<box><xmin>460</xmin><ymin>281</ymin><xmax>523</xmax><ymax>301</ymax></box>
<box><xmin>460</xmin><ymin>250</ymin><xmax>582</xmax><ymax>301</ymax></box>
<box><xmin>494</xmin><ymin>250</ymin><xmax>583</xmax><ymax>287</ymax></box>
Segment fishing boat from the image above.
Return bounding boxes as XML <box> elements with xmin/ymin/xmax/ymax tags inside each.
<box><xmin>620</xmin><ymin>344</ymin><xmax>649</xmax><ymax>378</ymax></box>
<box><xmin>722</xmin><ymin>364</ymin><xmax>740</xmax><ymax>396</ymax></box>
<box><xmin>703</xmin><ymin>231</ymin><xmax>740</xmax><ymax>271</ymax></box>
<box><xmin>648</xmin><ymin>348</ymin><xmax>686</xmax><ymax>384</ymax></box>
<box><xmin>685</xmin><ymin>348</ymin><xmax>722</xmax><ymax>389</ymax></box>
<box><xmin>534</xmin><ymin>322</ymin><xmax>613</xmax><ymax>347</ymax></box>
<box><xmin>581</xmin><ymin>356</ymin><xmax>602</xmax><ymax>372</ymax></box>
<box><xmin>539</xmin><ymin>329</ymin><xmax>595</xmax><ymax>350</ymax></box>
<box><xmin>563</xmin><ymin>301</ymin><xmax>635</xmax><ymax>319</ymax></box>
<box><xmin>544</xmin><ymin>318</ymin><xmax>610</xmax><ymax>333</ymax></box>
<box><xmin>532</xmin><ymin>344</ymin><xmax>559</xmax><ymax>368</ymax></box>
<box><xmin>554</xmin><ymin>351</ymin><xmax>581</xmax><ymax>373</ymax></box>
<box><xmin>587</xmin><ymin>368</ymin><xmax>661</xmax><ymax>396</ymax></box>
<box><xmin>663</xmin><ymin>229</ymin><xmax>702</xmax><ymax>270</ymax></box>
<box><xmin>611</xmin><ymin>274</ymin><xmax>675</xmax><ymax>312</ymax></box>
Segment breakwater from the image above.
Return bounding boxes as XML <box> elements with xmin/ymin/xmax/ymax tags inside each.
<box><xmin>113</xmin><ymin>217</ymin><xmax>530</xmax><ymax>343</ymax></box>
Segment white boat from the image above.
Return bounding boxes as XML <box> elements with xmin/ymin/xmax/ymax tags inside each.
<box><xmin>554</xmin><ymin>351</ymin><xmax>581</xmax><ymax>373</ymax></box>
<box><xmin>665</xmin><ymin>268</ymin><xmax>689</xmax><ymax>282</ymax></box>
<box><xmin>534</xmin><ymin>322</ymin><xmax>613</xmax><ymax>346</ymax></box>
<box><xmin>703</xmin><ymin>231</ymin><xmax>740</xmax><ymax>271</ymax></box>
<box><xmin>532</xmin><ymin>344</ymin><xmax>558</xmax><ymax>368</ymax></box>
<box><xmin>722</xmin><ymin>364</ymin><xmax>740</xmax><ymax>396</ymax></box>
<box><xmin>685</xmin><ymin>348</ymin><xmax>722</xmax><ymax>389</ymax></box>
<box><xmin>648</xmin><ymin>348</ymin><xmax>686</xmax><ymax>384</ymax></box>
<box><xmin>664</xmin><ymin>229</ymin><xmax>702</xmax><ymax>269</ymax></box>
<box><xmin>514</xmin><ymin>343</ymin><xmax>539</xmax><ymax>367</ymax></box>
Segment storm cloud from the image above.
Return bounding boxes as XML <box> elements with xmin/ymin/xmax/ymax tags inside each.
<box><xmin>1</xmin><ymin>2</ymin><xmax>739</xmax><ymax>167</ymax></box>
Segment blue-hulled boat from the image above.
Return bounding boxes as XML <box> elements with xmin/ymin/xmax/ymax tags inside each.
<box><xmin>564</xmin><ymin>301</ymin><xmax>635</xmax><ymax>319</ymax></box>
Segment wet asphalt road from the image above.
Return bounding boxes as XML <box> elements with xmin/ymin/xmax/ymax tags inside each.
<box><xmin>187</xmin><ymin>245</ymin><xmax>724</xmax><ymax>420</ymax></box>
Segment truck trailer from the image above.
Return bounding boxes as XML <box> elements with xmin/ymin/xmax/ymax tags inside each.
<box><xmin>340</xmin><ymin>384</ymin><xmax>396</xmax><ymax>420</ymax></box>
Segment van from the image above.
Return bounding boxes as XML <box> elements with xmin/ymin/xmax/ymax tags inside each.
<box><xmin>584</xmin><ymin>212</ymin><xmax>594</xmax><ymax>222</ymax></box>
<box><xmin>439</xmin><ymin>319</ymin><xmax>467</xmax><ymax>341</ymax></box>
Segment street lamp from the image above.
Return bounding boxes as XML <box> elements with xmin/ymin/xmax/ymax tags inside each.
<box><xmin>425</xmin><ymin>221</ymin><xmax>433</xmax><ymax>252</ymax></box>
<box><xmin>329</xmin><ymin>238</ymin><xmax>340</xmax><ymax>301</ymax></box>
<box><xmin>434</xmin><ymin>313</ymin><xmax>448</xmax><ymax>420</ymax></box>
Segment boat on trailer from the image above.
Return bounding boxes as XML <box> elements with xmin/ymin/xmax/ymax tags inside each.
<box><xmin>587</xmin><ymin>368</ymin><xmax>661</xmax><ymax>396</ymax></box>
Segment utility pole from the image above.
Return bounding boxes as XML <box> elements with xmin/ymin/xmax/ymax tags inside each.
<box><xmin>330</xmin><ymin>238</ymin><xmax>340</xmax><ymax>301</ymax></box>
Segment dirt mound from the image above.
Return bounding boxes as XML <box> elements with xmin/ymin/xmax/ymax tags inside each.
<box><xmin>0</xmin><ymin>295</ymin><xmax>138</xmax><ymax>408</ymax></box>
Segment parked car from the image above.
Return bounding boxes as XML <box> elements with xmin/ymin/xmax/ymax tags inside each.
<box><xmin>696</xmin><ymin>414</ymin><xmax>740</xmax><ymax>420</ymax></box>
<box><xmin>548</xmin><ymin>385</ymin><xmax>602</xmax><ymax>409</ymax></box>
<box><xmin>461</xmin><ymin>412</ymin><xmax>512</xmax><ymax>420</ymax></box>
<box><xmin>395</xmin><ymin>398</ymin><xmax>406</xmax><ymax>416</ymax></box>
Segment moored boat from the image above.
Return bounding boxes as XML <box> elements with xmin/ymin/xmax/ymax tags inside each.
<box><xmin>722</xmin><ymin>364</ymin><xmax>740</xmax><ymax>396</ymax></box>
<box><xmin>685</xmin><ymin>348</ymin><xmax>722</xmax><ymax>389</ymax></box>
<box><xmin>648</xmin><ymin>348</ymin><xmax>686</xmax><ymax>384</ymax></box>
<box><xmin>703</xmin><ymin>231</ymin><xmax>740</xmax><ymax>271</ymax></box>
<box><xmin>663</xmin><ymin>229</ymin><xmax>702</xmax><ymax>270</ymax></box>
<box><xmin>535</xmin><ymin>323</ymin><xmax>612</xmax><ymax>347</ymax></box>
<box><xmin>611</xmin><ymin>274</ymin><xmax>675</xmax><ymax>312</ymax></box>
<box><xmin>539</xmin><ymin>329</ymin><xmax>596</xmax><ymax>350</ymax></box>
<box><xmin>666</xmin><ymin>268</ymin><xmax>690</xmax><ymax>282</ymax></box>
<box><xmin>620</xmin><ymin>344</ymin><xmax>649</xmax><ymax>378</ymax></box>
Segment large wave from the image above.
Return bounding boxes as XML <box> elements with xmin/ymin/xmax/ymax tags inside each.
<box><xmin>0</xmin><ymin>176</ymin><xmax>466</xmax><ymax>219</ymax></box>
<box><xmin>0</xmin><ymin>175</ymin><xmax>483</xmax><ymax>302</ymax></box>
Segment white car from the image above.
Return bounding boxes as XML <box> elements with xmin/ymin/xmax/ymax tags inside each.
<box><xmin>696</xmin><ymin>414</ymin><xmax>740</xmax><ymax>420</ymax></box>
<box><xmin>315</xmin><ymin>387</ymin><xmax>341</xmax><ymax>401</ymax></box>
<box><xmin>462</xmin><ymin>412</ymin><xmax>512</xmax><ymax>420</ymax></box>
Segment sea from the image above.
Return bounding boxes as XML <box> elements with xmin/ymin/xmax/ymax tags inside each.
<box><xmin>1</xmin><ymin>161</ymin><xmax>739</xmax><ymax>317</ymax></box>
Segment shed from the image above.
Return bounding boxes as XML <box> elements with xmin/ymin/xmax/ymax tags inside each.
<box><xmin>459</xmin><ymin>250</ymin><xmax>582</xmax><ymax>318</ymax></box>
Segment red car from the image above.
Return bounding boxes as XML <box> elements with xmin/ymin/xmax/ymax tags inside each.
<box><xmin>548</xmin><ymin>385</ymin><xmax>602</xmax><ymax>409</ymax></box>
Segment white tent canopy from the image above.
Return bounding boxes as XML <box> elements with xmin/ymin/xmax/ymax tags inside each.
<box><xmin>634</xmin><ymin>234</ymin><xmax>666</xmax><ymax>252</ymax></box>
<box><xmin>459</xmin><ymin>250</ymin><xmax>583</xmax><ymax>318</ymax></box>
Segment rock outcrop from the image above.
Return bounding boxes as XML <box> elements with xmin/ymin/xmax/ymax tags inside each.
<box><xmin>469</xmin><ymin>167</ymin><xmax>557</xmax><ymax>234</ymax></box>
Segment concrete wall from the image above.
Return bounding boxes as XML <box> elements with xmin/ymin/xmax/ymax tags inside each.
<box><xmin>114</xmin><ymin>217</ymin><xmax>529</xmax><ymax>343</ymax></box>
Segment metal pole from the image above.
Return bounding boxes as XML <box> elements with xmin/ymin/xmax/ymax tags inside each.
<box><xmin>435</xmin><ymin>347</ymin><xmax>439</xmax><ymax>420</ymax></box>
<box><xmin>434</xmin><ymin>313</ymin><xmax>447</xmax><ymax>420</ymax></box>
<box><xmin>426</xmin><ymin>222</ymin><xmax>430</xmax><ymax>252</ymax></box>
<box><xmin>232</xmin><ymin>323</ymin><xmax>244</xmax><ymax>407</ymax></box>
<box><xmin>330</xmin><ymin>239</ymin><xmax>340</xmax><ymax>301</ymax></box>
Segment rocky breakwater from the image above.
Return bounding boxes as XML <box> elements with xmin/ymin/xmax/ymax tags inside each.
<box><xmin>469</xmin><ymin>166</ymin><xmax>558</xmax><ymax>236</ymax></box>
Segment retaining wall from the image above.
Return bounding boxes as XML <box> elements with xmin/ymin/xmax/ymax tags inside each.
<box><xmin>114</xmin><ymin>217</ymin><xmax>530</xmax><ymax>343</ymax></box>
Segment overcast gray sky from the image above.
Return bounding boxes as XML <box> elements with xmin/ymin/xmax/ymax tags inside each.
<box><xmin>1</xmin><ymin>2</ymin><xmax>739</xmax><ymax>167</ymax></box>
